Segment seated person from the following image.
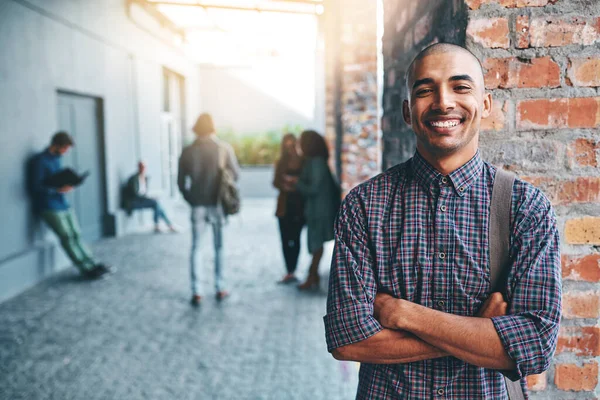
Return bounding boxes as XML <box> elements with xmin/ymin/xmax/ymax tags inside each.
<box><xmin>123</xmin><ymin>161</ymin><xmax>177</xmax><ymax>233</ymax></box>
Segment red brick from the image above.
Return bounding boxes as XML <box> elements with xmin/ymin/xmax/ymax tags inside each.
<box><xmin>529</xmin><ymin>16</ymin><xmax>600</xmax><ymax>47</ymax></box>
<box><xmin>559</xmin><ymin>178</ymin><xmax>600</xmax><ymax>205</ymax></box>
<box><xmin>563</xmin><ymin>254</ymin><xmax>600</xmax><ymax>282</ymax></box>
<box><xmin>522</xmin><ymin>177</ymin><xmax>600</xmax><ymax>205</ymax></box>
<box><xmin>563</xmin><ymin>292</ymin><xmax>600</xmax><ymax>319</ymax></box>
<box><xmin>568</xmin><ymin>57</ymin><xmax>600</xmax><ymax>87</ymax></box>
<box><xmin>517</xmin><ymin>97</ymin><xmax>600</xmax><ymax>130</ymax></box>
<box><xmin>555</xmin><ymin>362</ymin><xmax>599</xmax><ymax>391</ymax></box>
<box><xmin>480</xmin><ymin>100</ymin><xmax>506</xmax><ymax>131</ymax></box>
<box><xmin>467</xmin><ymin>18</ymin><xmax>510</xmax><ymax>49</ymax></box>
<box><xmin>484</xmin><ymin>57</ymin><xmax>560</xmax><ymax>89</ymax></box>
<box><xmin>516</xmin><ymin>15</ymin><xmax>530</xmax><ymax>48</ymax></box>
<box><xmin>527</xmin><ymin>372</ymin><xmax>547</xmax><ymax>391</ymax></box>
<box><xmin>466</xmin><ymin>0</ymin><xmax>556</xmax><ymax>9</ymax></box>
<box><xmin>567</xmin><ymin>139</ymin><xmax>599</xmax><ymax>168</ymax></box>
<box><xmin>557</xmin><ymin>327</ymin><xmax>600</xmax><ymax>356</ymax></box>
<box><xmin>565</xmin><ymin>218</ymin><xmax>600</xmax><ymax>245</ymax></box>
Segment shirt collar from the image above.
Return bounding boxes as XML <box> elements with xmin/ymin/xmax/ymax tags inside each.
<box><xmin>45</xmin><ymin>148</ymin><xmax>60</xmax><ymax>159</ymax></box>
<box><xmin>411</xmin><ymin>150</ymin><xmax>483</xmax><ymax>196</ymax></box>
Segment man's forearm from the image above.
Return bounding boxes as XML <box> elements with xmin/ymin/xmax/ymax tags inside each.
<box><xmin>396</xmin><ymin>301</ymin><xmax>515</xmax><ymax>370</ymax></box>
<box><xmin>332</xmin><ymin>328</ymin><xmax>448</xmax><ymax>364</ymax></box>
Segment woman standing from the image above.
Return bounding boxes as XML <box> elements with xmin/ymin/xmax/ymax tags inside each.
<box><xmin>273</xmin><ymin>134</ymin><xmax>305</xmax><ymax>284</ymax></box>
<box><xmin>295</xmin><ymin>130</ymin><xmax>340</xmax><ymax>290</ymax></box>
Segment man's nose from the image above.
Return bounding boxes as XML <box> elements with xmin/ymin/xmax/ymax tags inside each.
<box><xmin>432</xmin><ymin>88</ymin><xmax>456</xmax><ymax>112</ymax></box>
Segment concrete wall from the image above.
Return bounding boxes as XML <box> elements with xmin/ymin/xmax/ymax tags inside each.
<box><xmin>382</xmin><ymin>0</ymin><xmax>600</xmax><ymax>398</ymax></box>
<box><xmin>0</xmin><ymin>0</ymin><xmax>201</xmax><ymax>302</ymax></box>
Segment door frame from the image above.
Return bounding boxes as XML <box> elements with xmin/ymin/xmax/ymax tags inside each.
<box><xmin>56</xmin><ymin>89</ymin><xmax>110</xmax><ymax>237</ymax></box>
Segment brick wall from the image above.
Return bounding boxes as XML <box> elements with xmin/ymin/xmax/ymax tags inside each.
<box><xmin>382</xmin><ymin>0</ymin><xmax>600</xmax><ymax>398</ymax></box>
<box><xmin>323</xmin><ymin>0</ymin><xmax>380</xmax><ymax>192</ymax></box>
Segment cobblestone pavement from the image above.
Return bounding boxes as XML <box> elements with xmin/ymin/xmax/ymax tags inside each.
<box><xmin>0</xmin><ymin>199</ymin><xmax>359</xmax><ymax>400</ymax></box>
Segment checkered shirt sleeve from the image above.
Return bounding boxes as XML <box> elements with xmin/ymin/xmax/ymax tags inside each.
<box><xmin>492</xmin><ymin>184</ymin><xmax>562</xmax><ymax>379</ymax></box>
<box><xmin>323</xmin><ymin>189</ymin><xmax>383</xmax><ymax>352</ymax></box>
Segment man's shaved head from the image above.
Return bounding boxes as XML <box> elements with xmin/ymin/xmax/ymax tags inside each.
<box><xmin>406</xmin><ymin>43</ymin><xmax>485</xmax><ymax>95</ymax></box>
<box><xmin>401</xmin><ymin>42</ymin><xmax>493</xmax><ymax>171</ymax></box>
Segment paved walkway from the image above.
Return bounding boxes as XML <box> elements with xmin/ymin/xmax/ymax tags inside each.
<box><xmin>0</xmin><ymin>199</ymin><xmax>359</xmax><ymax>400</ymax></box>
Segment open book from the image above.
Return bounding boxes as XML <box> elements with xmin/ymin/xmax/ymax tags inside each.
<box><xmin>43</xmin><ymin>168</ymin><xmax>90</xmax><ymax>188</ymax></box>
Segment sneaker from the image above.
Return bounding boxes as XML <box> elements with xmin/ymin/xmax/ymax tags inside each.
<box><xmin>190</xmin><ymin>295</ymin><xmax>202</xmax><ymax>306</ymax></box>
<box><xmin>215</xmin><ymin>291</ymin><xmax>229</xmax><ymax>301</ymax></box>
<box><xmin>89</xmin><ymin>264</ymin><xmax>115</xmax><ymax>278</ymax></box>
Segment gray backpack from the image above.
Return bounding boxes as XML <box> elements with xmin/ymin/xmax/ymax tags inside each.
<box><xmin>217</xmin><ymin>142</ymin><xmax>240</xmax><ymax>216</ymax></box>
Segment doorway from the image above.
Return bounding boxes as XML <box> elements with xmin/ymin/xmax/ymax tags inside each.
<box><xmin>162</xmin><ymin>68</ymin><xmax>185</xmax><ymax>198</ymax></box>
<box><xmin>56</xmin><ymin>92</ymin><xmax>108</xmax><ymax>242</ymax></box>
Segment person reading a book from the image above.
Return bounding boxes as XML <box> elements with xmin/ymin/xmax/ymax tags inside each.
<box><xmin>123</xmin><ymin>161</ymin><xmax>177</xmax><ymax>233</ymax></box>
<box><xmin>30</xmin><ymin>131</ymin><xmax>112</xmax><ymax>279</ymax></box>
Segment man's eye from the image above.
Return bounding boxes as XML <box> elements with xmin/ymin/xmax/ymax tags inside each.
<box><xmin>416</xmin><ymin>89</ymin><xmax>432</xmax><ymax>96</ymax></box>
<box><xmin>455</xmin><ymin>85</ymin><xmax>471</xmax><ymax>92</ymax></box>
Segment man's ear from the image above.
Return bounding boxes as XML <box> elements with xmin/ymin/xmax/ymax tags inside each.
<box><xmin>481</xmin><ymin>92</ymin><xmax>493</xmax><ymax>119</ymax></box>
<box><xmin>402</xmin><ymin>100</ymin><xmax>412</xmax><ymax>126</ymax></box>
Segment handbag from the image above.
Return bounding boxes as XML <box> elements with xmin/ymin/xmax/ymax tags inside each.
<box><xmin>489</xmin><ymin>168</ymin><xmax>526</xmax><ymax>400</ymax></box>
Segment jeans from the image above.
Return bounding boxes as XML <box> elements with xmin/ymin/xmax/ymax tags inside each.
<box><xmin>278</xmin><ymin>215</ymin><xmax>304</xmax><ymax>274</ymax></box>
<box><xmin>41</xmin><ymin>209</ymin><xmax>96</xmax><ymax>273</ymax></box>
<box><xmin>190</xmin><ymin>206</ymin><xmax>224</xmax><ymax>296</ymax></box>
<box><xmin>130</xmin><ymin>196</ymin><xmax>172</xmax><ymax>225</ymax></box>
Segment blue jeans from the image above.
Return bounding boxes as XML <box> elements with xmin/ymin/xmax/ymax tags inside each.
<box><xmin>190</xmin><ymin>206</ymin><xmax>224</xmax><ymax>296</ymax></box>
<box><xmin>130</xmin><ymin>196</ymin><xmax>171</xmax><ymax>225</ymax></box>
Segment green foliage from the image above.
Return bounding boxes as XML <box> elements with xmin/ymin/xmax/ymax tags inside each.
<box><xmin>218</xmin><ymin>124</ymin><xmax>304</xmax><ymax>166</ymax></box>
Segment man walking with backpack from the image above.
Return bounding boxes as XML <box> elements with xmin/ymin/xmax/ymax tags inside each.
<box><xmin>178</xmin><ymin>113</ymin><xmax>240</xmax><ymax>306</ymax></box>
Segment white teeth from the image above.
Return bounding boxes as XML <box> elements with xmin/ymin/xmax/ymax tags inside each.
<box><xmin>430</xmin><ymin>120</ymin><xmax>459</xmax><ymax>128</ymax></box>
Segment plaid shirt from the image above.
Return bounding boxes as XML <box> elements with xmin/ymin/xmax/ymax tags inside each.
<box><xmin>324</xmin><ymin>151</ymin><xmax>561</xmax><ymax>399</ymax></box>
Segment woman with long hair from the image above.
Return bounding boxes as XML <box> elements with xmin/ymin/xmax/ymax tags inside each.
<box><xmin>273</xmin><ymin>133</ymin><xmax>305</xmax><ymax>284</ymax></box>
<box><xmin>295</xmin><ymin>130</ymin><xmax>340</xmax><ymax>290</ymax></box>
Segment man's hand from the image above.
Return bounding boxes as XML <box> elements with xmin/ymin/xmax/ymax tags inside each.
<box><xmin>477</xmin><ymin>292</ymin><xmax>507</xmax><ymax>319</ymax></box>
<box><xmin>57</xmin><ymin>185</ymin><xmax>73</xmax><ymax>193</ymax></box>
<box><xmin>374</xmin><ymin>293</ymin><xmax>403</xmax><ymax>329</ymax></box>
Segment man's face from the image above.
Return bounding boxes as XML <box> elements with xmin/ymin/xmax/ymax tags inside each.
<box><xmin>403</xmin><ymin>52</ymin><xmax>492</xmax><ymax>158</ymax></box>
<box><xmin>52</xmin><ymin>145</ymin><xmax>71</xmax><ymax>156</ymax></box>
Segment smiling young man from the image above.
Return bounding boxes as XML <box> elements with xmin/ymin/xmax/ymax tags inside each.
<box><xmin>324</xmin><ymin>43</ymin><xmax>561</xmax><ymax>399</ymax></box>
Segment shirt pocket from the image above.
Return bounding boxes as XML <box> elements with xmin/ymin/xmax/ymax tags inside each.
<box><xmin>451</xmin><ymin>252</ymin><xmax>490</xmax><ymax>316</ymax></box>
<box><xmin>382</xmin><ymin>252</ymin><xmax>428</xmax><ymax>305</ymax></box>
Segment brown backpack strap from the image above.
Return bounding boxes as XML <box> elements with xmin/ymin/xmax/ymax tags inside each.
<box><xmin>490</xmin><ymin>168</ymin><xmax>525</xmax><ymax>400</ymax></box>
<box><xmin>489</xmin><ymin>168</ymin><xmax>515</xmax><ymax>293</ymax></box>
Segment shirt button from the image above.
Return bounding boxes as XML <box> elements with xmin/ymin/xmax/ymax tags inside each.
<box><xmin>440</xmin><ymin>205</ymin><xmax>447</xmax><ymax>212</ymax></box>
<box><xmin>437</xmin><ymin>388</ymin><xmax>445</xmax><ymax>395</ymax></box>
<box><xmin>458</xmin><ymin>186</ymin><xmax>465</xmax><ymax>192</ymax></box>
<box><xmin>441</xmin><ymin>177</ymin><xmax>448</xmax><ymax>184</ymax></box>
<box><xmin>439</xmin><ymin>252</ymin><xmax>446</xmax><ymax>259</ymax></box>
<box><xmin>437</xmin><ymin>300</ymin><xmax>445</xmax><ymax>308</ymax></box>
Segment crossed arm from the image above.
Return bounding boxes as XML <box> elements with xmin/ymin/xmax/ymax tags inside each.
<box><xmin>327</xmin><ymin>188</ymin><xmax>561</xmax><ymax>377</ymax></box>
<box><xmin>332</xmin><ymin>292</ymin><xmax>515</xmax><ymax>370</ymax></box>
